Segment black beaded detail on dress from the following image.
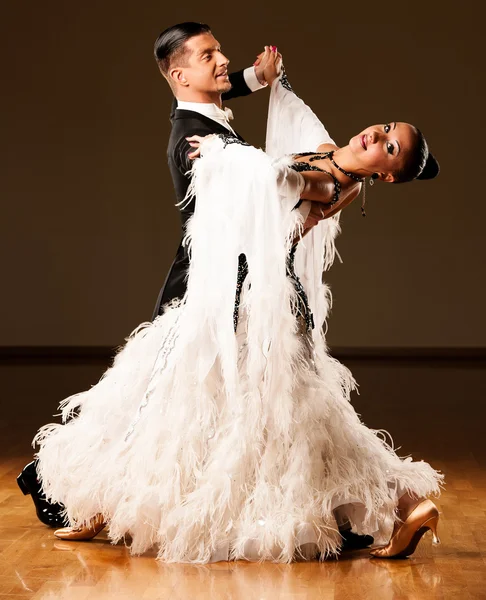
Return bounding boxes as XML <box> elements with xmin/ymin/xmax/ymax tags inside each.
<box><xmin>287</xmin><ymin>244</ymin><xmax>315</xmax><ymax>330</ymax></box>
<box><xmin>293</xmin><ymin>152</ymin><xmax>321</xmax><ymax>158</ymax></box>
<box><xmin>295</xmin><ymin>151</ymin><xmax>364</xmax><ymax>183</ymax></box>
<box><xmin>291</xmin><ymin>159</ymin><xmax>342</xmax><ymax>207</ymax></box>
<box><xmin>233</xmin><ymin>254</ymin><xmax>249</xmax><ymax>332</ymax></box>
<box><xmin>279</xmin><ymin>66</ymin><xmax>294</xmax><ymax>93</ymax></box>
<box><xmin>233</xmin><ymin>249</ymin><xmax>314</xmax><ymax>333</ymax></box>
<box><xmin>219</xmin><ymin>133</ymin><xmax>250</xmax><ymax>149</ymax></box>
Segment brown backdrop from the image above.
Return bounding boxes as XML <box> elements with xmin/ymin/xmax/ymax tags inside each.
<box><xmin>1</xmin><ymin>1</ymin><xmax>484</xmax><ymax>348</ymax></box>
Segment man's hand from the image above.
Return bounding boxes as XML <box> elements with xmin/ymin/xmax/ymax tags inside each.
<box><xmin>254</xmin><ymin>45</ymin><xmax>282</xmax><ymax>86</ymax></box>
<box><xmin>186</xmin><ymin>134</ymin><xmax>216</xmax><ymax>159</ymax></box>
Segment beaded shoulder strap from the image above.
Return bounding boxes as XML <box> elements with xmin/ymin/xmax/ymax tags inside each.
<box><xmin>295</xmin><ymin>151</ymin><xmax>364</xmax><ymax>184</ymax></box>
<box><xmin>292</xmin><ymin>160</ymin><xmax>341</xmax><ymax>207</ymax></box>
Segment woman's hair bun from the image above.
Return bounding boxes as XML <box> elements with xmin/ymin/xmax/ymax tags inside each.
<box><xmin>417</xmin><ymin>152</ymin><xmax>440</xmax><ymax>180</ymax></box>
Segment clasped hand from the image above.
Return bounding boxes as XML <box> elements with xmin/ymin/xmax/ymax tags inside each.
<box><xmin>254</xmin><ymin>45</ymin><xmax>282</xmax><ymax>86</ymax></box>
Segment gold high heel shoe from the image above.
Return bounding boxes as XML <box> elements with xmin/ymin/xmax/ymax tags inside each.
<box><xmin>54</xmin><ymin>513</ymin><xmax>106</xmax><ymax>541</ymax></box>
<box><xmin>370</xmin><ymin>499</ymin><xmax>440</xmax><ymax>559</ymax></box>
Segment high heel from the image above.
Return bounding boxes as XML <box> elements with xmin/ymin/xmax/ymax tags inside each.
<box><xmin>54</xmin><ymin>513</ymin><xmax>106</xmax><ymax>541</ymax></box>
<box><xmin>370</xmin><ymin>499</ymin><xmax>440</xmax><ymax>559</ymax></box>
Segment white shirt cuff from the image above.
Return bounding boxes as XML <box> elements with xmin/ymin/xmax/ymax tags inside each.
<box><xmin>243</xmin><ymin>66</ymin><xmax>267</xmax><ymax>92</ymax></box>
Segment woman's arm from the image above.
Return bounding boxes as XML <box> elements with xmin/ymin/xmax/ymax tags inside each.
<box><xmin>299</xmin><ymin>171</ymin><xmax>337</xmax><ymax>204</ymax></box>
<box><xmin>300</xmin><ymin>171</ymin><xmax>361</xmax><ymax>213</ymax></box>
<box><xmin>301</xmin><ymin>185</ymin><xmax>361</xmax><ymax>229</ymax></box>
<box><xmin>321</xmin><ymin>187</ymin><xmax>361</xmax><ymax>219</ymax></box>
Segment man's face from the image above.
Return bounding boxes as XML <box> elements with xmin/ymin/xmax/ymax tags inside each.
<box><xmin>176</xmin><ymin>33</ymin><xmax>231</xmax><ymax>95</ymax></box>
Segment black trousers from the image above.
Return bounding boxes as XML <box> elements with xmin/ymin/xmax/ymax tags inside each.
<box><xmin>151</xmin><ymin>243</ymin><xmax>188</xmax><ymax>321</ymax></box>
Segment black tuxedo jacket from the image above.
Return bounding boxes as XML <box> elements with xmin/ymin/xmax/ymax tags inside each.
<box><xmin>151</xmin><ymin>70</ymin><xmax>252</xmax><ymax>319</ymax></box>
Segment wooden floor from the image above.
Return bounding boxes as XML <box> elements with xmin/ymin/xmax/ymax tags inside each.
<box><xmin>1</xmin><ymin>359</ymin><xmax>486</xmax><ymax>599</ymax></box>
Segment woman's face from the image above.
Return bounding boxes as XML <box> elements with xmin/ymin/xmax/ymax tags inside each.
<box><xmin>349</xmin><ymin>122</ymin><xmax>417</xmax><ymax>182</ymax></box>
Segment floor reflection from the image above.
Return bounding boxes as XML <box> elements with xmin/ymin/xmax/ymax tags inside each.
<box><xmin>30</xmin><ymin>540</ymin><xmax>446</xmax><ymax>600</ymax></box>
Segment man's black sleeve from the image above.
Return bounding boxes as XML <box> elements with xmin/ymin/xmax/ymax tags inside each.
<box><xmin>173</xmin><ymin>124</ymin><xmax>216</xmax><ymax>175</ymax></box>
<box><xmin>222</xmin><ymin>69</ymin><xmax>253</xmax><ymax>101</ymax></box>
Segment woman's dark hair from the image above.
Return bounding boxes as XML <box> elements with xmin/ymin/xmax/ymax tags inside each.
<box><xmin>154</xmin><ymin>22</ymin><xmax>211</xmax><ymax>76</ymax></box>
<box><xmin>393</xmin><ymin>128</ymin><xmax>440</xmax><ymax>183</ymax></box>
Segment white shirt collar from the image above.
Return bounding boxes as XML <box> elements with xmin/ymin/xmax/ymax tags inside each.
<box><xmin>176</xmin><ymin>100</ymin><xmax>235</xmax><ymax>134</ymax></box>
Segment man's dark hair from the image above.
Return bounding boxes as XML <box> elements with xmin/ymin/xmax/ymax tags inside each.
<box><xmin>154</xmin><ymin>22</ymin><xmax>211</xmax><ymax>77</ymax></box>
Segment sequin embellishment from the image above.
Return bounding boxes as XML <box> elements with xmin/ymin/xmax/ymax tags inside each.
<box><xmin>219</xmin><ymin>133</ymin><xmax>250</xmax><ymax>148</ymax></box>
<box><xmin>124</xmin><ymin>311</ymin><xmax>181</xmax><ymax>442</ymax></box>
<box><xmin>234</xmin><ymin>254</ymin><xmax>249</xmax><ymax>332</ymax></box>
<box><xmin>279</xmin><ymin>66</ymin><xmax>294</xmax><ymax>92</ymax></box>
<box><xmin>233</xmin><ymin>248</ymin><xmax>314</xmax><ymax>333</ymax></box>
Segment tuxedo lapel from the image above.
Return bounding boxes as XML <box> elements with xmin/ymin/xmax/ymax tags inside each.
<box><xmin>171</xmin><ymin>109</ymin><xmax>246</xmax><ymax>142</ymax></box>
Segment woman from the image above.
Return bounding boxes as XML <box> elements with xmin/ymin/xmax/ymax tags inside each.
<box><xmin>34</xmin><ymin>68</ymin><xmax>442</xmax><ymax>563</ymax></box>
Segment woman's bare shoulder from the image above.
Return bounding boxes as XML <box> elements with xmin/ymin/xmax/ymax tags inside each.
<box><xmin>316</xmin><ymin>142</ymin><xmax>339</xmax><ymax>152</ymax></box>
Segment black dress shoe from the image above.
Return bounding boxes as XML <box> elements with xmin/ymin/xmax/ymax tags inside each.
<box><xmin>339</xmin><ymin>528</ymin><xmax>374</xmax><ymax>551</ymax></box>
<box><xmin>17</xmin><ymin>460</ymin><xmax>67</xmax><ymax>528</ymax></box>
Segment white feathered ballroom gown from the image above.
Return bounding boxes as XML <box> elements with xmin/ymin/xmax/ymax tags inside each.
<box><xmin>34</xmin><ymin>70</ymin><xmax>443</xmax><ymax>563</ymax></box>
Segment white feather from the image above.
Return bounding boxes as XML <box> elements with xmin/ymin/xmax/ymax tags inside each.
<box><xmin>33</xmin><ymin>75</ymin><xmax>443</xmax><ymax>564</ymax></box>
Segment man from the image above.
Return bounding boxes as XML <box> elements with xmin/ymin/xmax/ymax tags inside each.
<box><xmin>151</xmin><ymin>22</ymin><xmax>281</xmax><ymax>319</ymax></box>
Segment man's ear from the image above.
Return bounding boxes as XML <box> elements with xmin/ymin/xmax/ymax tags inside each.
<box><xmin>169</xmin><ymin>68</ymin><xmax>189</xmax><ymax>87</ymax></box>
<box><xmin>381</xmin><ymin>172</ymin><xmax>396</xmax><ymax>183</ymax></box>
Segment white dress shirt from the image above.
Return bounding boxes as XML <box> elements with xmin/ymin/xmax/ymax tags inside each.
<box><xmin>176</xmin><ymin>67</ymin><xmax>266</xmax><ymax>135</ymax></box>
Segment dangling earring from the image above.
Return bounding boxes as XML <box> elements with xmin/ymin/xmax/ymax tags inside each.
<box><xmin>361</xmin><ymin>184</ymin><xmax>366</xmax><ymax>217</ymax></box>
<box><xmin>361</xmin><ymin>173</ymin><xmax>378</xmax><ymax>217</ymax></box>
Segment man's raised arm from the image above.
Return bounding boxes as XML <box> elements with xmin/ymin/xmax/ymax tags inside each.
<box><xmin>223</xmin><ymin>46</ymin><xmax>281</xmax><ymax>100</ymax></box>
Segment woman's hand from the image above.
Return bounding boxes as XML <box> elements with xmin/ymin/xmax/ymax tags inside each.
<box><xmin>186</xmin><ymin>134</ymin><xmax>215</xmax><ymax>159</ymax></box>
<box><xmin>254</xmin><ymin>46</ymin><xmax>282</xmax><ymax>86</ymax></box>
